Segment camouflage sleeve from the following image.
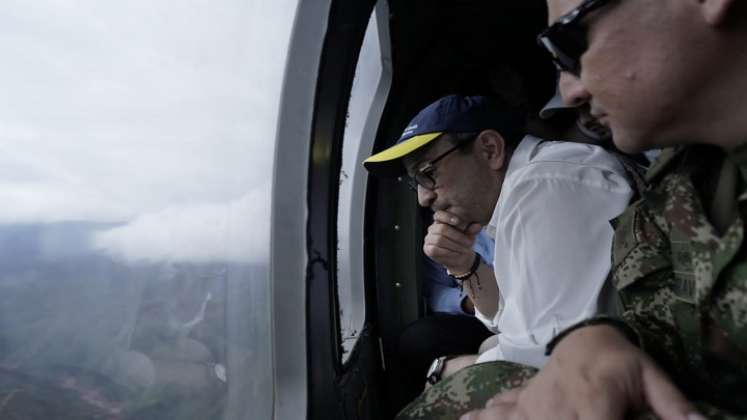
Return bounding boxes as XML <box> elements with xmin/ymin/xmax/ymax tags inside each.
<box><xmin>618</xmin><ymin>307</ymin><xmax>692</xmax><ymax>383</ymax></box>
<box><xmin>395</xmin><ymin>361</ymin><xmax>537</xmax><ymax>420</ymax></box>
<box><xmin>392</xmin><ymin>355</ymin><xmax>747</xmax><ymax>420</ymax></box>
<box><xmin>608</xmin><ymin>192</ymin><xmax>747</xmax><ymax>416</ymax></box>
<box><xmin>608</xmin><ymin>197</ymin><xmax>694</xmax><ymax>384</ymax></box>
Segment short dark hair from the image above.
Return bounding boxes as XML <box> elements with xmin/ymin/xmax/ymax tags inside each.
<box><xmin>441</xmin><ymin>132</ymin><xmax>479</xmax><ymax>154</ymax></box>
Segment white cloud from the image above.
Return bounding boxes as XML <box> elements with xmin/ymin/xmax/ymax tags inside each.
<box><xmin>0</xmin><ymin>0</ymin><xmax>298</xmax><ymax>228</ymax></box>
<box><xmin>0</xmin><ymin>182</ymin><xmax>132</xmax><ymax>224</ymax></box>
<box><xmin>93</xmin><ymin>186</ymin><xmax>270</xmax><ymax>264</ymax></box>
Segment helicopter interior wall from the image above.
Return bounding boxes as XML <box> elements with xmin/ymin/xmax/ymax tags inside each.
<box><xmin>301</xmin><ymin>0</ymin><xmax>395</xmax><ymax>419</ymax></box>
<box><xmin>367</xmin><ymin>0</ymin><xmax>555</xmax><ymax>416</ymax></box>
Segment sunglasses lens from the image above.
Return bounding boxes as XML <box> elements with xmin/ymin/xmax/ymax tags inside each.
<box><xmin>540</xmin><ymin>25</ymin><xmax>587</xmax><ymax>75</ymax></box>
<box><xmin>557</xmin><ymin>27</ymin><xmax>587</xmax><ymax>69</ymax></box>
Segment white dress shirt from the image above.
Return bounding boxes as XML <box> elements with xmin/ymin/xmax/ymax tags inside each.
<box><xmin>475</xmin><ymin>135</ymin><xmax>633</xmax><ymax>368</ymax></box>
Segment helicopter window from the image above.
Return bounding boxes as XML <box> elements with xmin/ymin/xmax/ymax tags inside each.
<box><xmin>337</xmin><ymin>2</ymin><xmax>392</xmax><ymax>364</ymax></box>
<box><xmin>0</xmin><ymin>1</ymin><xmax>298</xmax><ymax>419</ymax></box>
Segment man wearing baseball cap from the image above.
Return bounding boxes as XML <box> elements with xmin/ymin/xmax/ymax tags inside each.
<box><xmin>365</xmin><ymin>94</ymin><xmax>634</xmax><ymax>418</ymax></box>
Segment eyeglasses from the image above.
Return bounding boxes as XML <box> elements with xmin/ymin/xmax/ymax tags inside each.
<box><xmin>537</xmin><ymin>0</ymin><xmax>615</xmax><ymax>76</ymax></box>
<box><xmin>406</xmin><ymin>134</ymin><xmax>477</xmax><ymax>192</ymax></box>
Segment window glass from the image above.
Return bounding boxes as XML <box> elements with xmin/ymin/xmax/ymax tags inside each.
<box><xmin>337</xmin><ymin>3</ymin><xmax>391</xmax><ymax>363</ymax></box>
<box><xmin>0</xmin><ymin>1</ymin><xmax>297</xmax><ymax>419</ymax></box>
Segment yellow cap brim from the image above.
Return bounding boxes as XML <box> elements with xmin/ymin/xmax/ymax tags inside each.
<box><xmin>363</xmin><ymin>132</ymin><xmax>442</xmax><ymax>177</ymax></box>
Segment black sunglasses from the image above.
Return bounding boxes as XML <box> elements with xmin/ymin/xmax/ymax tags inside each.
<box><xmin>406</xmin><ymin>134</ymin><xmax>478</xmax><ymax>192</ymax></box>
<box><xmin>537</xmin><ymin>0</ymin><xmax>615</xmax><ymax>76</ymax></box>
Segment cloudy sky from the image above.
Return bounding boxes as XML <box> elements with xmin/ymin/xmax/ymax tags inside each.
<box><xmin>0</xmin><ymin>0</ymin><xmax>299</xmax><ymax>263</ymax></box>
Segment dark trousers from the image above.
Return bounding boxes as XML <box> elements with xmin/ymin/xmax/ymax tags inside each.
<box><xmin>391</xmin><ymin>313</ymin><xmax>493</xmax><ymax>414</ymax></box>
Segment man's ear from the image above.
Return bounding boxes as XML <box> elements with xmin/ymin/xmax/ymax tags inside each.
<box><xmin>699</xmin><ymin>0</ymin><xmax>735</xmax><ymax>25</ymax></box>
<box><xmin>475</xmin><ymin>130</ymin><xmax>507</xmax><ymax>171</ymax></box>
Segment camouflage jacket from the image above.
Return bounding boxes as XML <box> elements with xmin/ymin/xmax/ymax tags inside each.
<box><xmin>611</xmin><ymin>145</ymin><xmax>747</xmax><ymax>416</ymax></box>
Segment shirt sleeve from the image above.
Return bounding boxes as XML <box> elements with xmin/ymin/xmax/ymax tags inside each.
<box><xmin>603</xmin><ymin>190</ymin><xmax>709</xmax><ymax>395</ymax></box>
<box><xmin>486</xmin><ymin>172</ymin><xmax>632</xmax><ymax>367</ymax></box>
<box><xmin>422</xmin><ymin>256</ymin><xmax>468</xmax><ymax>315</ymax></box>
<box><xmin>473</xmin><ymin>230</ymin><xmax>495</xmax><ymax>265</ymax></box>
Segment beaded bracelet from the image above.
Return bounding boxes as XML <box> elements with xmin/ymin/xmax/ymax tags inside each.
<box><xmin>447</xmin><ymin>252</ymin><xmax>481</xmax><ymax>281</ymax></box>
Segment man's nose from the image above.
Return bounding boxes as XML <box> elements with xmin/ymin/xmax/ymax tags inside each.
<box><xmin>417</xmin><ymin>185</ymin><xmax>436</xmax><ymax>208</ymax></box>
<box><xmin>558</xmin><ymin>72</ymin><xmax>591</xmax><ymax>107</ymax></box>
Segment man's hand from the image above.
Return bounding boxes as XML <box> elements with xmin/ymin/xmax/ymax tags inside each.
<box><xmin>459</xmin><ymin>325</ymin><xmax>705</xmax><ymax>420</ymax></box>
<box><xmin>424</xmin><ymin>210</ymin><xmax>481</xmax><ymax>274</ymax></box>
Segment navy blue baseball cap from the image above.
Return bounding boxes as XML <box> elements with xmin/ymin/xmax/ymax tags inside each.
<box><xmin>363</xmin><ymin>94</ymin><xmax>524</xmax><ymax>176</ymax></box>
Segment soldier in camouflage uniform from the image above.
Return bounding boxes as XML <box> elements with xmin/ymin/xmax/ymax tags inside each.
<box><xmin>459</xmin><ymin>0</ymin><xmax>747</xmax><ymax>419</ymax></box>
